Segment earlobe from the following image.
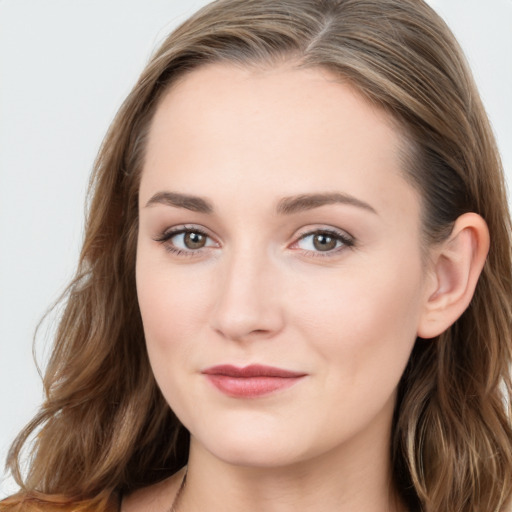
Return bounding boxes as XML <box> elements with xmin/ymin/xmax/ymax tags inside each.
<box><xmin>417</xmin><ymin>213</ymin><xmax>490</xmax><ymax>339</ymax></box>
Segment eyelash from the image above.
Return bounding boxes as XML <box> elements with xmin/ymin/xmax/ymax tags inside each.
<box><xmin>153</xmin><ymin>226</ymin><xmax>355</xmax><ymax>258</ymax></box>
<box><xmin>293</xmin><ymin>228</ymin><xmax>355</xmax><ymax>258</ymax></box>
<box><xmin>153</xmin><ymin>225</ymin><xmax>214</xmax><ymax>258</ymax></box>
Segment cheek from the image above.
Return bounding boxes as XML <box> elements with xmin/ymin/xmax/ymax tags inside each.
<box><xmin>135</xmin><ymin>247</ymin><xmax>213</xmax><ymax>364</ymax></box>
<box><xmin>282</xmin><ymin>258</ymin><xmax>424</xmax><ymax>446</ymax></box>
<box><xmin>136</xmin><ymin>255</ymin><xmax>217</xmax><ymax>424</ymax></box>
<box><xmin>290</xmin><ymin>251</ymin><xmax>425</xmax><ymax>385</ymax></box>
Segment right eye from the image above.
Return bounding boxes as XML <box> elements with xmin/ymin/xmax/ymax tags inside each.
<box><xmin>154</xmin><ymin>226</ymin><xmax>218</xmax><ymax>256</ymax></box>
<box><xmin>172</xmin><ymin>230</ymin><xmax>209</xmax><ymax>250</ymax></box>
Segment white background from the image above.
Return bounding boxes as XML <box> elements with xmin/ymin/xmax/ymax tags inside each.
<box><xmin>1</xmin><ymin>0</ymin><xmax>511</xmax><ymax>496</ymax></box>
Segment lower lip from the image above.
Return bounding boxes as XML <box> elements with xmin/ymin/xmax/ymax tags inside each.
<box><xmin>205</xmin><ymin>375</ymin><xmax>305</xmax><ymax>398</ymax></box>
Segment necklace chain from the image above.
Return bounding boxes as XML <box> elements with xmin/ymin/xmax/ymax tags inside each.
<box><xmin>169</xmin><ymin>469</ymin><xmax>187</xmax><ymax>512</ymax></box>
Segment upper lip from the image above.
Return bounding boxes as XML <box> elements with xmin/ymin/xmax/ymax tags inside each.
<box><xmin>201</xmin><ymin>364</ymin><xmax>307</xmax><ymax>378</ymax></box>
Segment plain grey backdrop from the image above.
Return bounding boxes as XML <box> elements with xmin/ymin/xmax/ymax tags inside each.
<box><xmin>1</xmin><ymin>0</ymin><xmax>511</xmax><ymax>496</ymax></box>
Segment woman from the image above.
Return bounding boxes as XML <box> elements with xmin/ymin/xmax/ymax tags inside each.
<box><xmin>2</xmin><ymin>0</ymin><xmax>511</xmax><ymax>511</ymax></box>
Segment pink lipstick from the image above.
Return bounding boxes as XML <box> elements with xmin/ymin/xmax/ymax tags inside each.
<box><xmin>202</xmin><ymin>364</ymin><xmax>306</xmax><ymax>398</ymax></box>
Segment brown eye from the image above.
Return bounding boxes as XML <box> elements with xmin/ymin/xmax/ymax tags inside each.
<box><xmin>184</xmin><ymin>231</ymin><xmax>207</xmax><ymax>249</ymax></box>
<box><xmin>294</xmin><ymin>229</ymin><xmax>354</xmax><ymax>256</ymax></box>
<box><xmin>312</xmin><ymin>233</ymin><xmax>338</xmax><ymax>251</ymax></box>
<box><xmin>154</xmin><ymin>227</ymin><xmax>217</xmax><ymax>256</ymax></box>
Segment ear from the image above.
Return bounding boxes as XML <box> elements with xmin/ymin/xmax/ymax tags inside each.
<box><xmin>417</xmin><ymin>213</ymin><xmax>490</xmax><ymax>339</ymax></box>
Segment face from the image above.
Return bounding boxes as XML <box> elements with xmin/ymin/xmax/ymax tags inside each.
<box><xmin>136</xmin><ymin>63</ymin><xmax>431</xmax><ymax>470</ymax></box>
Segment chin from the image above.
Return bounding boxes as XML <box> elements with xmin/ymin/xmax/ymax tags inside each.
<box><xmin>189</xmin><ymin>418</ymin><xmax>312</xmax><ymax>469</ymax></box>
<box><xmin>205</xmin><ymin>441</ymin><xmax>306</xmax><ymax>469</ymax></box>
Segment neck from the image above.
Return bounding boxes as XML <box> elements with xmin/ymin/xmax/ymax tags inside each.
<box><xmin>179</xmin><ymin>416</ymin><xmax>405</xmax><ymax>512</ymax></box>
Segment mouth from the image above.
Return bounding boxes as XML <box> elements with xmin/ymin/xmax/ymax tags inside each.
<box><xmin>201</xmin><ymin>364</ymin><xmax>307</xmax><ymax>398</ymax></box>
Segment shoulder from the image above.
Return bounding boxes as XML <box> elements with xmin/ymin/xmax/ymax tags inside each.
<box><xmin>0</xmin><ymin>494</ymin><xmax>119</xmax><ymax>512</ymax></box>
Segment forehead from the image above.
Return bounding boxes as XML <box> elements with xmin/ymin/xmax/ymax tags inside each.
<box><xmin>140</xmin><ymin>62</ymin><xmax>418</xmax><ymax>221</ymax></box>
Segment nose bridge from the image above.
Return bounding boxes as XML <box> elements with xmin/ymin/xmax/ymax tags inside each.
<box><xmin>210</xmin><ymin>241</ymin><xmax>283</xmax><ymax>341</ymax></box>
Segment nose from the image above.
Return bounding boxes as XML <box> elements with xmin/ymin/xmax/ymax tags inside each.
<box><xmin>210</xmin><ymin>248</ymin><xmax>285</xmax><ymax>342</ymax></box>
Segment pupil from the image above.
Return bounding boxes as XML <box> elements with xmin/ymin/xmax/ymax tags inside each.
<box><xmin>184</xmin><ymin>232</ymin><xmax>206</xmax><ymax>249</ymax></box>
<box><xmin>313</xmin><ymin>234</ymin><xmax>336</xmax><ymax>251</ymax></box>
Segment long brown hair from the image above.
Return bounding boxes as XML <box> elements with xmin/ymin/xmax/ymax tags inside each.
<box><xmin>4</xmin><ymin>1</ymin><xmax>512</xmax><ymax>511</ymax></box>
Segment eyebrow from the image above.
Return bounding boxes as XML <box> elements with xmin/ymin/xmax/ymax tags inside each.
<box><xmin>145</xmin><ymin>191</ymin><xmax>213</xmax><ymax>213</ymax></box>
<box><xmin>276</xmin><ymin>192</ymin><xmax>377</xmax><ymax>215</ymax></box>
<box><xmin>144</xmin><ymin>191</ymin><xmax>377</xmax><ymax>215</ymax></box>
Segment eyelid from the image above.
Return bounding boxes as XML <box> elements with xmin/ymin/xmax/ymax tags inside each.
<box><xmin>153</xmin><ymin>223</ymin><xmax>355</xmax><ymax>259</ymax></box>
<box><xmin>289</xmin><ymin>226</ymin><xmax>355</xmax><ymax>256</ymax></box>
<box><xmin>153</xmin><ymin>224</ymin><xmax>212</xmax><ymax>242</ymax></box>
<box><xmin>153</xmin><ymin>224</ymin><xmax>220</xmax><ymax>256</ymax></box>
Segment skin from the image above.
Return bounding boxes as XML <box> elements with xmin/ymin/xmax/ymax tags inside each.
<box><xmin>131</xmin><ymin>62</ymin><xmax>437</xmax><ymax>512</ymax></box>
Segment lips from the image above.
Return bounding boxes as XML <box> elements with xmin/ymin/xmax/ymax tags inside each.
<box><xmin>201</xmin><ymin>364</ymin><xmax>307</xmax><ymax>398</ymax></box>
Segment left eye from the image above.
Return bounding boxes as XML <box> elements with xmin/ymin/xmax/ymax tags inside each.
<box><xmin>296</xmin><ymin>231</ymin><xmax>352</xmax><ymax>252</ymax></box>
